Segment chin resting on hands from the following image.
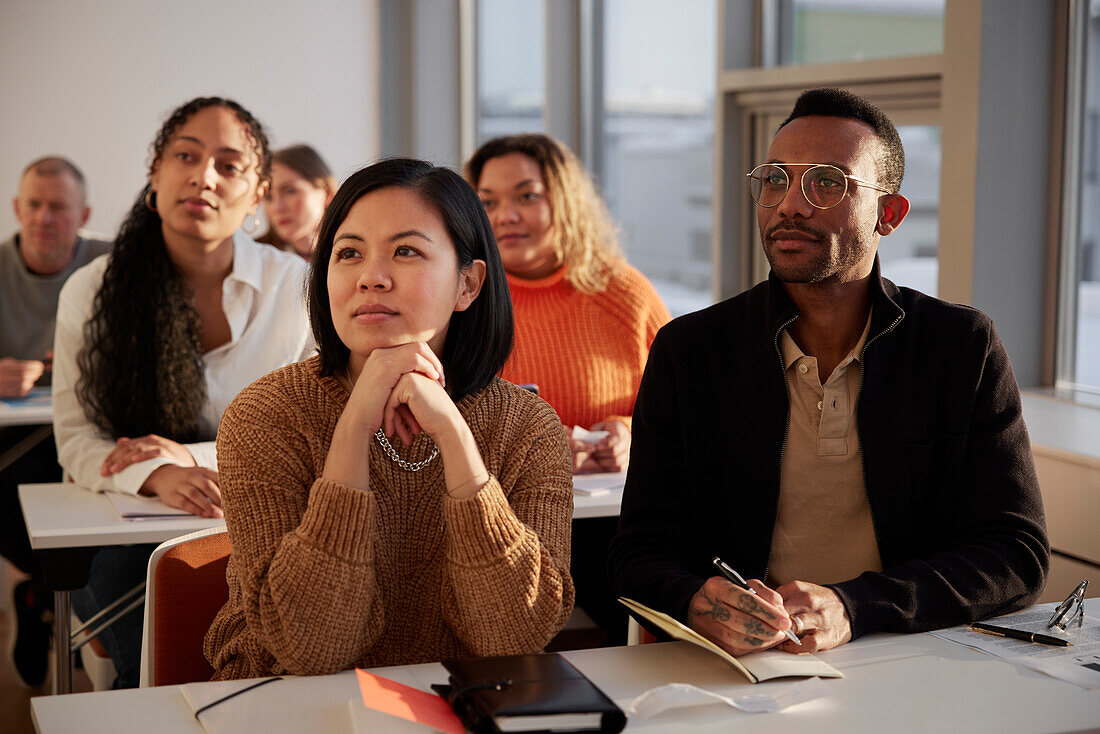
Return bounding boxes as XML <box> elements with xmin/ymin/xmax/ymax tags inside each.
<box><xmin>344</xmin><ymin>342</ymin><xmax>446</xmax><ymax>436</ymax></box>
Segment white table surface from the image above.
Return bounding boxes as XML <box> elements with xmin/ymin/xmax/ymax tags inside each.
<box><xmin>30</xmin><ymin>628</ymin><xmax>1100</xmax><ymax>734</ymax></box>
<box><xmin>0</xmin><ymin>388</ymin><xmax>53</xmax><ymax>427</ymax></box>
<box><xmin>572</xmin><ymin>471</ymin><xmax>625</xmax><ymax>519</ymax></box>
<box><xmin>18</xmin><ymin>482</ymin><xmax>224</xmax><ymax>549</ymax></box>
<box><xmin>19</xmin><ymin>474</ymin><xmax>618</xmax><ymax>552</ymax></box>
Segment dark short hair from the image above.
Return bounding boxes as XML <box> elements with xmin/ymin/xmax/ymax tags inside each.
<box><xmin>21</xmin><ymin>156</ymin><xmax>86</xmax><ymax>196</ymax></box>
<box><xmin>780</xmin><ymin>87</ymin><xmax>905</xmax><ymax>194</ymax></box>
<box><xmin>307</xmin><ymin>158</ymin><xmax>514</xmax><ymax>401</ymax></box>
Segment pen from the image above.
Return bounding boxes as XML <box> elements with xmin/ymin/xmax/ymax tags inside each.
<box><xmin>969</xmin><ymin>622</ymin><xmax>1072</xmax><ymax>647</ymax></box>
<box><xmin>711</xmin><ymin>556</ymin><xmax>801</xmax><ymax>645</ymax></box>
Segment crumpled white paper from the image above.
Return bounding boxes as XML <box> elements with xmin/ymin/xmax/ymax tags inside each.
<box><xmin>626</xmin><ymin>677</ymin><xmax>833</xmax><ymax>718</ymax></box>
<box><xmin>571</xmin><ymin>425</ymin><xmax>610</xmax><ymax>444</ymax></box>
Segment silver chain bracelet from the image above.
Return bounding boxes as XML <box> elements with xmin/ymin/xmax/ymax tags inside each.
<box><xmin>374</xmin><ymin>429</ymin><xmax>439</xmax><ymax>472</ymax></box>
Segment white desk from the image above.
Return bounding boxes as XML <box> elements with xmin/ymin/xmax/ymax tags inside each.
<box><xmin>0</xmin><ymin>387</ymin><xmax>53</xmax><ymax>427</ymax></box>
<box><xmin>19</xmin><ymin>482</ymin><xmax>224</xmax><ymax>694</ymax></box>
<box><xmin>18</xmin><ymin>477</ymin><xmax>621</xmax><ymax>695</ymax></box>
<box><xmin>30</xmin><ymin>626</ymin><xmax>1100</xmax><ymax>733</ymax></box>
<box><xmin>0</xmin><ymin>388</ymin><xmax>54</xmax><ymax>476</ymax></box>
<box><xmin>572</xmin><ymin>471</ymin><xmax>626</xmax><ymax>519</ymax></box>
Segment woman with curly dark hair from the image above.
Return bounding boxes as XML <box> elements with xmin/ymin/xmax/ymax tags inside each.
<box><xmin>51</xmin><ymin>97</ymin><xmax>314</xmax><ymax>687</ymax></box>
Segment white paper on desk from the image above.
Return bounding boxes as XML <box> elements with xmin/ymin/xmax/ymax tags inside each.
<box><xmin>104</xmin><ymin>490</ymin><xmax>190</xmax><ymax>519</ymax></box>
<box><xmin>183</xmin><ymin>674</ymin><xmax>360</xmax><ymax>734</ymax></box>
<box><xmin>931</xmin><ymin>602</ymin><xmax>1100</xmax><ymax>689</ymax></box>
<box><xmin>627</xmin><ymin>677</ymin><xmax>833</xmax><ymax>718</ymax></box>
<box><xmin>572</xmin><ymin>471</ymin><xmax>626</xmax><ymax>496</ymax></box>
<box><xmin>571</xmin><ymin>425</ymin><xmax>610</xmax><ymax>445</ymax></box>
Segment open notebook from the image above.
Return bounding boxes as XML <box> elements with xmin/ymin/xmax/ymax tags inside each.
<box><xmin>104</xmin><ymin>491</ymin><xmax>190</xmax><ymax>519</ymax></box>
<box><xmin>620</xmin><ymin>597</ymin><xmax>842</xmax><ymax>683</ymax></box>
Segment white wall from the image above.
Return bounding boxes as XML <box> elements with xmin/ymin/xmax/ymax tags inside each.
<box><xmin>0</xmin><ymin>0</ymin><xmax>379</xmax><ymax>239</ymax></box>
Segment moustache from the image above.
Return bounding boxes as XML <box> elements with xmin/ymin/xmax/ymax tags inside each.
<box><xmin>764</xmin><ymin>221</ymin><xmax>824</xmax><ymax>240</ymax></box>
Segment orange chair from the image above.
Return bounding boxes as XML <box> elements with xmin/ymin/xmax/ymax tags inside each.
<box><xmin>138</xmin><ymin>527</ymin><xmax>231</xmax><ymax>687</ymax></box>
<box><xmin>627</xmin><ymin>617</ymin><xmax>658</xmax><ymax>645</ymax></box>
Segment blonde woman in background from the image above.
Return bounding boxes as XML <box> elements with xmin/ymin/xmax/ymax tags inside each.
<box><xmin>466</xmin><ymin>133</ymin><xmax>670</xmax><ymax>646</ymax></box>
<box><xmin>260</xmin><ymin>144</ymin><xmax>336</xmax><ymax>260</ymax></box>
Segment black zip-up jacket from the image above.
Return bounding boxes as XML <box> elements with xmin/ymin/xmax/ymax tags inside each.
<box><xmin>609</xmin><ymin>261</ymin><xmax>1049</xmax><ymax>640</ymax></box>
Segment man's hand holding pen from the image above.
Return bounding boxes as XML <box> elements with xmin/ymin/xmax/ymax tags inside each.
<box><xmin>685</xmin><ymin>576</ymin><xmax>795</xmax><ymax>656</ymax></box>
<box><xmin>686</xmin><ymin>569</ymin><xmax>854</xmax><ymax>657</ymax></box>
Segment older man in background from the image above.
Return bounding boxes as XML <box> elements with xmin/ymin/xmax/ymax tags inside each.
<box><xmin>1</xmin><ymin>156</ymin><xmax>111</xmax><ymax>687</ymax></box>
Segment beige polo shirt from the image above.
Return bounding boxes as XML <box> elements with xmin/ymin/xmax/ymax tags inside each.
<box><xmin>766</xmin><ymin>314</ymin><xmax>883</xmax><ymax>587</ymax></box>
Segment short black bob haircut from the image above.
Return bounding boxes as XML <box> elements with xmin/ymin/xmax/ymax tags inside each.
<box><xmin>780</xmin><ymin>87</ymin><xmax>905</xmax><ymax>195</ymax></box>
<box><xmin>307</xmin><ymin>158</ymin><xmax>514</xmax><ymax>402</ymax></box>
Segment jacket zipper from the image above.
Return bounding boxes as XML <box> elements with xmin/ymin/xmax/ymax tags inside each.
<box><xmin>855</xmin><ymin>312</ymin><xmax>904</xmax><ymax>554</ymax></box>
<box><xmin>764</xmin><ymin>313</ymin><xmax>799</xmax><ymax>583</ymax></box>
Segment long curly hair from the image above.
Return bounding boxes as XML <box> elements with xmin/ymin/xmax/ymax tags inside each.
<box><xmin>466</xmin><ymin>134</ymin><xmax>622</xmax><ymax>295</ymax></box>
<box><xmin>76</xmin><ymin>97</ymin><xmax>270</xmax><ymax>441</ymax></box>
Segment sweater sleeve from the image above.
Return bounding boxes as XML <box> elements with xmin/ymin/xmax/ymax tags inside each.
<box><xmin>215</xmin><ymin>389</ymin><xmax>386</xmax><ymax>676</ymax></box>
<box><xmin>829</xmin><ymin>319</ymin><xmax>1050</xmax><ymax>637</ymax></box>
<box><xmin>441</xmin><ymin>397</ymin><xmax>575</xmax><ymax>655</ymax></box>
<box><xmin>599</xmin><ymin>267</ymin><xmax>672</xmax><ymax>433</ymax></box>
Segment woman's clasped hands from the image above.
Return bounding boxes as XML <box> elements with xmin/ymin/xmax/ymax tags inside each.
<box><xmin>346</xmin><ymin>341</ymin><xmax>453</xmax><ymax>443</ymax></box>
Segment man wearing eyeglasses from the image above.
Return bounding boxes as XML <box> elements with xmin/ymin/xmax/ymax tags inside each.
<box><xmin>610</xmin><ymin>87</ymin><xmax>1049</xmax><ymax>657</ymax></box>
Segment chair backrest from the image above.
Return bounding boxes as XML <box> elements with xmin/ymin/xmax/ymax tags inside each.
<box><xmin>626</xmin><ymin>617</ymin><xmax>658</xmax><ymax>645</ymax></box>
<box><xmin>139</xmin><ymin>526</ymin><xmax>231</xmax><ymax>687</ymax></box>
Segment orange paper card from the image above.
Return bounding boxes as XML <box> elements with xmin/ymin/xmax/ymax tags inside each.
<box><xmin>355</xmin><ymin>669</ymin><xmax>465</xmax><ymax>734</ymax></box>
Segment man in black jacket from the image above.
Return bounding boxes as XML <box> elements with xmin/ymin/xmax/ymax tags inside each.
<box><xmin>609</xmin><ymin>88</ymin><xmax>1049</xmax><ymax>656</ymax></box>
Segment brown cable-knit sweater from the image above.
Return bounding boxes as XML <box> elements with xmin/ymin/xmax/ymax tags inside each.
<box><xmin>204</xmin><ymin>356</ymin><xmax>575</xmax><ymax>680</ymax></box>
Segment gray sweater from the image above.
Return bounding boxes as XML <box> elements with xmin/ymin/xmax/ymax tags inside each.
<box><xmin>0</xmin><ymin>233</ymin><xmax>113</xmax><ymax>371</ymax></box>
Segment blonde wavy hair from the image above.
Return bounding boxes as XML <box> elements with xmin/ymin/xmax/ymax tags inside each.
<box><xmin>466</xmin><ymin>134</ymin><xmax>622</xmax><ymax>295</ymax></box>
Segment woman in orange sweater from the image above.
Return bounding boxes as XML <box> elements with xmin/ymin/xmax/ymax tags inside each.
<box><xmin>467</xmin><ymin>134</ymin><xmax>670</xmax><ymax>644</ymax></box>
<box><xmin>466</xmin><ymin>134</ymin><xmax>670</xmax><ymax>474</ymax></box>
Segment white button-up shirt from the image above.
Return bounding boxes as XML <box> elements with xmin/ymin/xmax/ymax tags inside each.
<box><xmin>52</xmin><ymin>231</ymin><xmax>314</xmax><ymax>494</ymax></box>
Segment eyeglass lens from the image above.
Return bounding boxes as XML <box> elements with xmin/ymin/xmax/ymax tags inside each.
<box><xmin>749</xmin><ymin>165</ymin><xmax>850</xmax><ymax>209</ymax></box>
<box><xmin>1048</xmin><ymin>580</ymin><xmax>1088</xmax><ymax>630</ymax></box>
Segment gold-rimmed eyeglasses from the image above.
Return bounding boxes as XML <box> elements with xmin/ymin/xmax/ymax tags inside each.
<box><xmin>747</xmin><ymin>163</ymin><xmax>893</xmax><ymax>210</ymax></box>
<box><xmin>1047</xmin><ymin>580</ymin><xmax>1088</xmax><ymax>631</ymax></box>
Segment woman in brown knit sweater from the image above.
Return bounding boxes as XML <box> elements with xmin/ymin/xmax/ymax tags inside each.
<box><xmin>205</xmin><ymin>159</ymin><xmax>575</xmax><ymax>679</ymax></box>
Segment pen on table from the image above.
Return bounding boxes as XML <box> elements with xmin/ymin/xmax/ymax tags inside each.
<box><xmin>711</xmin><ymin>556</ymin><xmax>801</xmax><ymax>645</ymax></box>
<box><xmin>969</xmin><ymin>622</ymin><xmax>1072</xmax><ymax>647</ymax></box>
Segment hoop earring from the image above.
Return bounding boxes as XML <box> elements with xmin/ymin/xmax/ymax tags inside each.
<box><xmin>242</xmin><ymin>212</ymin><xmax>260</xmax><ymax>236</ymax></box>
<box><xmin>144</xmin><ymin>189</ymin><xmax>157</xmax><ymax>212</ymax></box>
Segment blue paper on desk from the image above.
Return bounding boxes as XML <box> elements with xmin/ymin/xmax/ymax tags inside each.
<box><xmin>0</xmin><ymin>386</ymin><xmax>51</xmax><ymax>407</ymax></box>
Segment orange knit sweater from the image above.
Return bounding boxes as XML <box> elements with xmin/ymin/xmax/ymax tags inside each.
<box><xmin>204</xmin><ymin>357</ymin><xmax>574</xmax><ymax>679</ymax></box>
<box><xmin>501</xmin><ymin>264</ymin><xmax>670</xmax><ymax>430</ymax></box>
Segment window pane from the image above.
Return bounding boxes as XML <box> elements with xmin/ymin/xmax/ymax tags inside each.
<box><xmin>1072</xmin><ymin>1</ymin><xmax>1100</xmax><ymax>390</ymax></box>
<box><xmin>880</xmin><ymin>125</ymin><xmax>940</xmax><ymax>296</ymax></box>
<box><xmin>477</xmin><ymin>0</ymin><xmax>544</xmax><ymax>143</ymax></box>
<box><xmin>765</xmin><ymin>0</ymin><xmax>944</xmax><ymax>67</ymax></box>
<box><xmin>602</xmin><ymin>0</ymin><xmax>717</xmax><ymax>317</ymax></box>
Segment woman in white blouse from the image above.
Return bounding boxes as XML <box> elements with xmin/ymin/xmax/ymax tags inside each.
<box><xmin>51</xmin><ymin>97</ymin><xmax>313</xmax><ymax>687</ymax></box>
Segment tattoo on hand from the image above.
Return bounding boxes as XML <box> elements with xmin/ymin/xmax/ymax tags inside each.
<box><xmin>688</xmin><ymin>589</ymin><xmax>731</xmax><ymax>625</ymax></box>
<box><xmin>735</xmin><ymin>594</ymin><xmax>776</xmax><ymax>621</ymax></box>
<box><xmin>744</xmin><ymin>637</ymin><xmax>764</xmax><ymax>647</ymax></box>
<box><xmin>745</xmin><ymin>619</ymin><xmax>766</xmax><ymax>638</ymax></box>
